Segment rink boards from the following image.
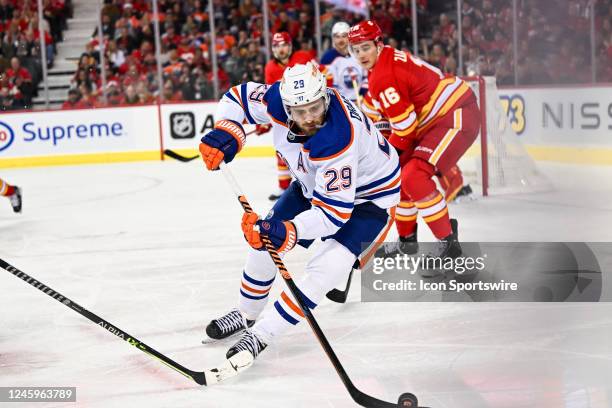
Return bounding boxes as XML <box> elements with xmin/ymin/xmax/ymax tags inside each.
<box><xmin>0</xmin><ymin>83</ymin><xmax>611</xmax><ymax>168</ymax></box>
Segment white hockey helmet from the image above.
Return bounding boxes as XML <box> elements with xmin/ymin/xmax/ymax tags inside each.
<box><xmin>279</xmin><ymin>61</ymin><xmax>330</xmax><ymax>119</ymax></box>
<box><xmin>331</xmin><ymin>21</ymin><xmax>350</xmax><ymax>36</ymax></box>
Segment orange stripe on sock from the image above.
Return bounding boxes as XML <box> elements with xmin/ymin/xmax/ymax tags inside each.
<box><xmin>415</xmin><ymin>193</ymin><xmax>443</xmax><ymax>209</ymax></box>
<box><xmin>396</xmin><ymin>214</ymin><xmax>417</xmax><ymax>222</ymax></box>
<box><xmin>281</xmin><ymin>292</ymin><xmax>305</xmax><ymax>318</ymax></box>
<box><xmin>423</xmin><ymin>207</ymin><xmax>449</xmax><ymax>223</ymax></box>
<box><xmin>242</xmin><ymin>283</ymin><xmax>271</xmax><ymax>295</ymax></box>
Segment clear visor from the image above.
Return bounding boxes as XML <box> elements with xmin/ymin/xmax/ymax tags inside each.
<box><xmin>348</xmin><ymin>40</ymin><xmax>376</xmax><ymax>59</ymax></box>
<box><xmin>287</xmin><ymin>98</ymin><xmax>326</xmax><ymax>122</ymax></box>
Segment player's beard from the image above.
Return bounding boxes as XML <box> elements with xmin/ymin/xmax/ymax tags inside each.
<box><xmin>274</xmin><ymin>49</ymin><xmax>290</xmax><ymax>64</ymax></box>
<box><xmin>290</xmin><ymin>119</ymin><xmax>325</xmax><ymax>137</ymax></box>
<box><xmin>302</xmin><ymin>123</ymin><xmax>321</xmax><ymax>136</ymax></box>
<box><xmin>300</xmin><ymin>120</ymin><xmax>324</xmax><ymax>136</ymax></box>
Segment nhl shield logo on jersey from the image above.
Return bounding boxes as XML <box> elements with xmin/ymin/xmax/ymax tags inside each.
<box><xmin>170</xmin><ymin>112</ymin><xmax>196</xmax><ymax>139</ymax></box>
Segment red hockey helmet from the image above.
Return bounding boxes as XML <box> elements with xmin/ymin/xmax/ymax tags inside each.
<box><xmin>348</xmin><ymin>20</ymin><xmax>382</xmax><ymax>45</ymax></box>
<box><xmin>272</xmin><ymin>31</ymin><xmax>291</xmax><ymax>46</ymax></box>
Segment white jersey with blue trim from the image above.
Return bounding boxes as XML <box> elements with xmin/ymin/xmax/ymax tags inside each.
<box><xmin>320</xmin><ymin>48</ymin><xmax>368</xmax><ymax>102</ymax></box>
<box><xmin>215</xmin><ymin>81</ymin><xmax>400</xmax><ymax>240</ymax></box>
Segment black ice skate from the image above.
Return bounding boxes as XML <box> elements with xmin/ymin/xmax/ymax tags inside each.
<box><xmin>453</xmin><ymin>184</ymin><xmax>474</xmax><ymax>203</ymax></box>
<box><xmin>204</xmin><ymin>309</ymin><xmax>255</xmax><ymax>342</ymax></box>
<box><xmin>420</xmin><ymin>219</ymin><xmax>462</xmax><ymax>278</ymax></box>
<box><xmin>456</xmin><ymin>184</ymin><xmax>473</xmax><ymax>198</ymax></box>
<box><xmin>374</xmin><ymin>224</ymin><xmax>419</xmax><ymax>258</ymax></box>
<box><xmin>226</xmin><ymin>329</ymin><xmax>267</xmax><ymax>360</ymax></box>
<box><xmin>8</xmin><ymin>186</ymin><xmax>22</xmax><ymax>213</ymax></box>
<box><xmin>268</xmin><ymin>187</ymin><xmax>285</xmax><ymax>201</ymax></box>
<box><xmin>204</xmin><ymin>330</ymin><xmax>268</xmax><ymax>385</ymax></box>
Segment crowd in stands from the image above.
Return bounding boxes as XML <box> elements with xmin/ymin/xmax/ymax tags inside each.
<box><xmin>0</xmin><ymin>0</ymin><xmax>71</xmax><ymax>110</ymax></box>
<box><xmin>2</xmin><ymin>0</ymin><xmax>611</xmax><ymax>110</ymax></box>
<box><xmin>420</xmin><ymin>0</ymin><xmax>612</xmax><ymax>85</ymax></box>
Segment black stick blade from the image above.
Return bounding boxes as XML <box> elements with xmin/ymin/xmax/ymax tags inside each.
<box><xmin>164</xmin><ymin>149</ymin><xmax>199</xmax><ymax>162</ymax></box>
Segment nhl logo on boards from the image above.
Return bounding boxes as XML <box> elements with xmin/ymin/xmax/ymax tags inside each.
<box><xmin>170</xmin><ymin>112</ymin><xmax>195</xmax><ymax>139</ymax></box>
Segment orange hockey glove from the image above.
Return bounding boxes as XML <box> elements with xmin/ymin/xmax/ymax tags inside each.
<box><xmin>199</xmin><ymin>120</ymin><xmax>246</xmax><ymax>170</ymax></box>
<box><xmin>241</xmin><ymin>212</ymin><xmax>297</xmax><ymax>255</ymax></box>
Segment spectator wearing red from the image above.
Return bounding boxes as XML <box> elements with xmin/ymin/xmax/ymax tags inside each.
<box><xmin>6</xmin><ymin>57</ymin><xmax>32</xmax><ymax>83</ymax></box>
<box><xmin>61</xmin><ymin>88</ymin><xmax>80</xmax><ymax>109</ymax></box>
<box><xmin>6</xmin><ymin>57</ymin><xmax>32</xmax><ymax>106</ymax></box>
<box><xmin>75</xmin><ymin>83</ymin><xmax>96</xmax><ymax>109</ymax></box>
<box><xmin>162</xmin><ymin>80</ymin><xmax>183</xmax><ymax>102</ymax></box>
<box><xmin>438</xmin><ymin>13</ymin><xmax>455</xmax><ymax>44</ymax></box>
<box><xmin>121</xmin><ymin>84</ymin><xmax>139</xmax><ymax>105</ymax></box>
<box><xmin>161</xmin><ymin>23</ymin><xmax>182</xmax><ymax>50</ymax></box>
<box><xmin>263</xmin><ymin>31</ymin><xmax>317</xmax><ymax>200</ymax></box>
<box><xmin>264</xmin><ymin>31</ymin><xmax>313</xmax><ymax>84</ymax></box>
<box><xmin>271</xmin><ymin>10</ymin><xmax>299</xmax><ymax>40</ymax></box>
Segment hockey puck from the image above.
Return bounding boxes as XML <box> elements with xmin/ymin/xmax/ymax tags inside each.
<box><xmin>397</xmin><ymin>392</ymin><xmax>418</xmax><ymax>407</ymax></box>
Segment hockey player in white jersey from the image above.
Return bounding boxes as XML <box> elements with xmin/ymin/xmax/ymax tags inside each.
<box><xmin>198</xmin><ymin>62</ymin><xmax>400</xmax><ymax>367</ymax></box>
<box><xmin>320</xmin><ymin>22</ymin><xmax>368</xmax><ymax>104</ymax></box>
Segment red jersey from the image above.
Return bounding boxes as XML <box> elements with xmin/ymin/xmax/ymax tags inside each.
<box><xmin>6</xmin><ymin>67</ymin><xmax>32</xmax><ymax>82</ymax></box>
<box><xmin>362</xmin><ymin>46</ymin><xmax>472</xmax><ymax>150</ymax></box>
<box><xmin>264</xmin><ymin>50</ymin><xmax>315</xmax><ymax>84</ymax></box>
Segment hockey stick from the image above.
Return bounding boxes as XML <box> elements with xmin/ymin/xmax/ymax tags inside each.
<box><xmin>350</xmin><ymin>71</ymin><xmax>362</xmax><ymax>109</ymax></box>
<box><xmin>218</xmin><ymin>162</ymin><xmax>426</xmax><ymax>408</ymax></box>
<box><xmin>164</xmin><ymin>130</ymin><xmax>259</xmax><ymax>162</ymax></box>
<box><xmin>325</xmin><ymin>260</ymin><xmax>358</xmax><ymax>303</ymax></box>
<box><xmin>164</xmin><ymin>149</ymin><xmax>200</xmax><ymax>162</ymax></box>
<box><xmin>0</xmin><ymin>258</ymin><xmax>211</xmax><ymax>386</ymax></box>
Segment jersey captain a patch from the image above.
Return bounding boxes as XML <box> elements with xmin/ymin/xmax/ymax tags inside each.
<box><xmin>296</xmin><ymin>151</ymin><xmax>308</xmax><ymax>173</ymax></box>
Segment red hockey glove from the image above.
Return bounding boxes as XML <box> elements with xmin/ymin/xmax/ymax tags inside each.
<box><xmin>254</xmin><ymin>124</ymin><xmax>272</xmax><ymax>136</ymax></box>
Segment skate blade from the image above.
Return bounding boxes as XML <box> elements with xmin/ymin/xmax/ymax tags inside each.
<box><xmin>451</xmin><ymin>194</ymin><xmax>477</xmax><ymax>204</ymax></box>
<box><xmin>204</xmin><ymin>351</ymin><xmax>254</xmax><ymax>385</ymax></box>
<box><xmin>201</xmin><ymin>329</ymin><xmax>247</xmax><ymax>345</ymax></box>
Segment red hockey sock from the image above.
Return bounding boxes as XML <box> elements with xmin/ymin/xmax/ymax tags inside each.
<box><xmin>395</xmin><ymin>200</ymin><xmax>417</xmax><ymax>237</ymax></box>
<box><xmin>415</xmin><ymin>193</ymin><xmax>451</xmax><ymax>239</ymax></box>
<box><xmin>276</xmin><ymin>153</ymin><xmax>291</xmax><ymax>190</ymax></box>
<box><xmin>402</xmin><ymin>159</ymin><xmax>452</xmax><ymax>239</ymax></box>
<box><xmin>0</xmin><ymin>179</ymin><xmax>14</xmax><ymax>196</ymax></box>
<box><xmin>278</xmin><ymin>178</ymin><xmax>291</xmax><ymax>190</ymax></box>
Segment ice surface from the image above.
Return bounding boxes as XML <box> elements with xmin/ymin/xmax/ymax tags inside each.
<box><xmin>1</xmin><ymin>158</ymin><xmax>611</xmax><ymax>408</ymax></box>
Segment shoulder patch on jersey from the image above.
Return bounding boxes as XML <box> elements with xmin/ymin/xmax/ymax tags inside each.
<box><xmin>304</xmin><ymin>90</ymin><xmax>356</xmax><ymax>161</ymax></box>
<box><xmin>262</xmin><ymin>82</ymin><xmax>288</xmax><ymax>125</ymax></box>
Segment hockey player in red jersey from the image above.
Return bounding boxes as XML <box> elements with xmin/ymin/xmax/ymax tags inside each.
<box><xmin>349</xmin><ymin>20</ymin><xmax>481</xmax><ymax>258</ymax></box>
<box><xmin>0</xmin><ymin>177</ymin><xmax>22</xmax><ymax>213</ymax></box>
<box><xmin>264</xmin><ymin>32</ymin><xmax>316</xmax><ymax>84</ymax></box>
<box><xmin>262</xmin><ymin>32</ymin><xmax>318</xmax><ymax>201</ymax></box>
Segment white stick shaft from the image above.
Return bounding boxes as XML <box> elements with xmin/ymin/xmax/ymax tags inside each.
<box><xmin>219</xmin><ymin>162</ymin><xmax>244</xmax><ymax>198</ymax></box>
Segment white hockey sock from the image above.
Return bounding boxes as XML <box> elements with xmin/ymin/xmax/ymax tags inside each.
<box><xmin>251</xmin><ymin>240</ymin><xmax>355</xmax><ymax>344</ymax></box>
<box><xmin>238</xmin><ymin>248</ymin><xmax>281</xmax><ymax>320</ymax></box>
